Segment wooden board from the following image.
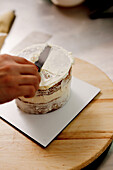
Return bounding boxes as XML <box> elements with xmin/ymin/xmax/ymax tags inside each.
<box><xmin>0</xmin><ymin>52</ymin><xmax>113</xmax><ymax>169</ymax></box>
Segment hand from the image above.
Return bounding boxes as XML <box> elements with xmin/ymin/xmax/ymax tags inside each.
<box><xmin>0</xmin><ymin>54</ymin><xmax>41</xmax><ymax>104</ymax></box>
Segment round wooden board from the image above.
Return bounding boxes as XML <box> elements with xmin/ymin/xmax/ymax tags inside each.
<box><xmin>0</xmin><ymin>58</ymin><xmax>113</xmax><ymax>170</ymax></box>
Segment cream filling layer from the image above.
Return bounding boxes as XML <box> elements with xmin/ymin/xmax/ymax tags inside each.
<box><xmin>19</xmin><ymin>80</ymin><xmax>71</xmax><ymax>104</ymax></box>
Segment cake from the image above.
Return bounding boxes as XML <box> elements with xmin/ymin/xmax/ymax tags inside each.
<box><xmin>16</xmin><ymin>43</ymin><xmax>74</xmax><ymax>114</ymax></box>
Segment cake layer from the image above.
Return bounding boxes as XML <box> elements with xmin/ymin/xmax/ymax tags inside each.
<box><xmin>19</xmin><ymin>80</ymin><xmax>71</xmax><ymax>104</ymax></box>
<box><xmin>16</xmin><ymin>71</ymin><xmax>72</xmax><ymax>114</ymax></box>
<box><xmin>16</xmin><ymin>79</ymin><xmax>71</xmax><ymax>114</ymax></box>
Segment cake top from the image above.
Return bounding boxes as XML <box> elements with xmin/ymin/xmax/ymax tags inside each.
<box><xmin>18</xmin><ymin>43</ymin><xmax>74</xmax><ymax>90</ymax></box>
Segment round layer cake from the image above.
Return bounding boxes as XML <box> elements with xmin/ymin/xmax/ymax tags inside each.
<box><xmin>15</xmin><ymin>43</ymin><xmax>74</xmax><ymax>114</ymax></box>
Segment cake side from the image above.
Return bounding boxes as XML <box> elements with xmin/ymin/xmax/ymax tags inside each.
<box><xmin>16</xmin><ymin>68</ymin><xmax>72</xmax><ymax>114</ymax></box>
<box><xmin>16</xmin><ymin>80</ymin><xmax>71</xmax><ymax>114</ymax></box>
<box><xmin>16</xmin><ymin>43</ymin><xmax>74</xmax><ymax>114</ymax></box>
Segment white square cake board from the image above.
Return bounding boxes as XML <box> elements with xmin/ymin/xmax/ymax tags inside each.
<box><xmin>0</xmin><ymin>77</ymin><xmax>100</xmax><ymax>147</ymax></box>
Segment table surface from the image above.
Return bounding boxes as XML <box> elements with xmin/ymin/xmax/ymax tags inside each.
<box><xmin>0</xmin><ymin>57</ymin><xmax>113</xmax><ymax>169</ymax></box>
<box><xmin>0</xmin><ymin>0</ymin><xmax>113</xmax><ymax>169</ymax></box>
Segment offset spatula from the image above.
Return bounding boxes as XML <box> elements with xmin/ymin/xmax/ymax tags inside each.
<box><xmin>35</xmin><ymin>45</ymin><xmax>51</xmax><ymax>72</ymax></box>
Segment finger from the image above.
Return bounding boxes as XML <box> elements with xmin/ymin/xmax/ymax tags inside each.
<box><xmin>13</xmin><ymin>56</ymin><xmax>34</xmax><ymax>65</ymax></box>
<box><xmin>17</xmin><ymin>85</ymin><xmax>36</xmax><ymax>98</ymax></box>
<box><xmin>0</xmin><ymin>75</ymin><xmax>18</xmax><ymax>87</ymax></box>
<box><xmin>18</xmin><ymin>64</ymin><xmax>38</xmax><ymax>75</ymax></box>
<box><xmin>2</xmin><ymin>85</ymin><xmax>36</xmax><ymax>100</ymax></box>
<box><xmin>19</xmin><ymin>75</ymin><xmax>40</xmax><ymax>90</ymax></box>
<box><xmin>39</xmin><ymin>73</ymin><xmax>41</xmax><ymax>83</ymax></box>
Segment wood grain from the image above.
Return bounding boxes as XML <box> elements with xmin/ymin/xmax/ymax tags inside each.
<box><xmin>0</xmin><ymin>33</ymin><xmax>7</xmax><ymax>49</ymax></box>
<box><xmin>73</xmin><ymin>58</ymin><xmax>113</xmax><ymax>99</ymax></box>
<box><xmin>0</xmin><ymin>58</ymin><xmax>113</xmax><ymax>170</ymax></box>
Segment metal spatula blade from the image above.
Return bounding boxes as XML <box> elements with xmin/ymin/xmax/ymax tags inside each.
<box><xmin>35</xmin><ymin>45</ymin><xmax>51</xmax><ymax>72</ymax></box>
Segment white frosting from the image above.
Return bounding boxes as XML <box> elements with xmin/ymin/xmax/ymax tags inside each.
<box><xmin>16</xmin><ymin>86</ymin><xmax>70</xmax><ymax>114</ymax></box>
<box><xmin>18</xmin><ymin>43</ymin><xmax>74</xmax><ymax>90</ymax></box>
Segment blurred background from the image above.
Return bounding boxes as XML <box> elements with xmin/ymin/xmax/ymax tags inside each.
<box><xmin>0</xmin><ymin>0</ymin><xmax>113</xmax><ymax>82</ymax></box>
